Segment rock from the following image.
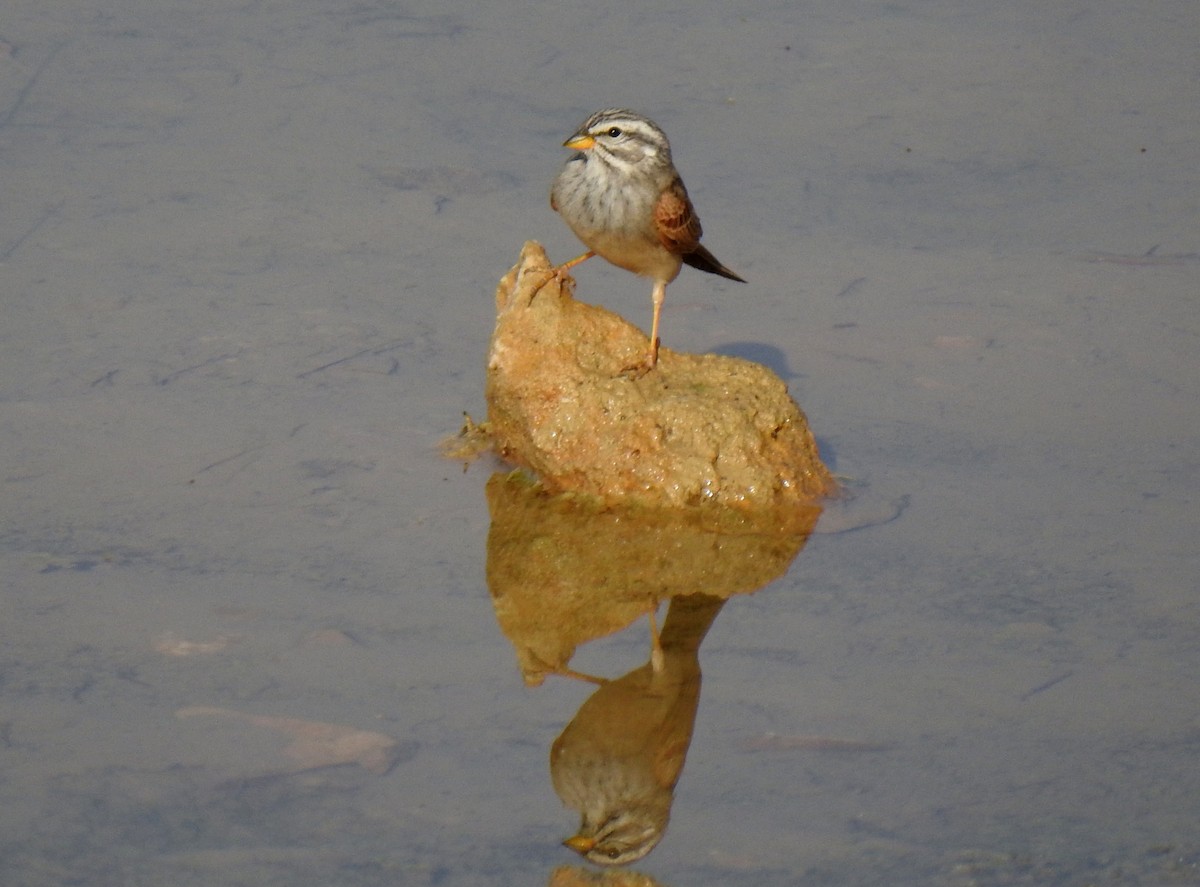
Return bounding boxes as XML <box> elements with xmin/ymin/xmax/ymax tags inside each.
<box><xmin>485</xmin><ymin>242</ymin><xmax>836</xmax><ymax>507</ymax></box>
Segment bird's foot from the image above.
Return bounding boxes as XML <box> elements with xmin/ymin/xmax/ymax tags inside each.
<box><xmin>619</xmin><ymin>342</ymin><xmax>659</xmax><ymax>379</ymax></box>
<box><xmin>528</xmin><ymin>265</ymin><xmax>570</xmax><ymax>301</ymax></box>
<box><xmin>530</xmin><ymin>250</ymin><xmax>595</xmax><ymax>301</ymax></box>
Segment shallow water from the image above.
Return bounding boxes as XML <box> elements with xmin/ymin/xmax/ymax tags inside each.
<box><xmin>2</xmin><ymin>1</ymin><xmax>1198</xmax><ymax>885</ymax></box>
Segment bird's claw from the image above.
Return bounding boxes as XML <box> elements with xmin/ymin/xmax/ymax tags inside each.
<box><xmin>619</xmin><ymin>344</ymin><xmax>659</xmax><ymax>379</ymax></box>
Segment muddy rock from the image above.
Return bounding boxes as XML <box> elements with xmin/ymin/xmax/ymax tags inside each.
<box><xmin>485</xmin><ymin>242</ymin><xmax>836</xmax><ymax>507</ymax></box>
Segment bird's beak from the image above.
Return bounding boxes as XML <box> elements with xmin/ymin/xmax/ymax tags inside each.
<box><xmin>563</xmin><ymin>134</ymin><xmax>595</xmax><ymax>150</ymax></box>
<box><xmin>563</xmin><ymin>834</ymin><xmax>597</xmax><ymax>855</ymax></box>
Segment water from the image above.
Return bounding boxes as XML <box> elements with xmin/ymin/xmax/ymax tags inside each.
<box><xmin>1</xmin><ymin>1</ymin><xmax>1197</xmax><ymax>884</ymax></box>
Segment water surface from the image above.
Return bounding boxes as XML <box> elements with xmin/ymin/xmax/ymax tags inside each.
<box><xmin>1</xmin><ymin>1</ymin><xmax>1197</xmax><ymax>884</ymax></box>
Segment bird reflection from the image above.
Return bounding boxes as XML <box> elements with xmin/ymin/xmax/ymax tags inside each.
<box><xmin>549</xmin><ymin>593</ymin><xmax>725</xmax><ymax>866</ymax></box>
<box><xmin>483</xmin><ymin>471</ymin><xmax>822</xmax><ymax>867</ymax></box>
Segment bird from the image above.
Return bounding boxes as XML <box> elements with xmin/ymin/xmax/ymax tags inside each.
<box><xmin>550</xmin><ymin>593</ymin><xmax>726</xmax><ymax>866</ymax></box>
<box><xmin>549</xmin><ymin>108</ymin><xmax>745</xmax><ymax>372</ymax></box>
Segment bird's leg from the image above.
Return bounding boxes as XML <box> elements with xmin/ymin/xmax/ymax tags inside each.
<box><xmin>646</xmin><ymin>279</ymin><xmax>666</xmax><ymax>368</ymax></box>
<box><xmin>553</xmin><ymin>666</ymin><xmax>610</xmax><ymax>686</ymax></box>
<box><xmin>647</xmin><ymin>602</ymin><xmax>665</xmax><ymax>674</ymax></box>
<box><xmin>557</xmin><ymin>250</ymin><xmax>596</xmax><ymax>274</ymax></box>
<box><xmin>527</xmin><ymin>652</ymin><xmax>610</xmax><ymax>685</ymax></box>
<box><xmin>620</xmin><ymin>280</ymin><xmax>666</xmax><ymax>378</ymax></box>
<box><xmin>532</xmin><ymin>250</ymin><xmax>595</xmax><ymax>297</ymax></box>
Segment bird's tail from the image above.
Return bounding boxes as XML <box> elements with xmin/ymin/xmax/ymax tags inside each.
<box><xmin>683</xmin><ymin>245</ymin><xmax>746</xmax><ymax>283</ymax></box>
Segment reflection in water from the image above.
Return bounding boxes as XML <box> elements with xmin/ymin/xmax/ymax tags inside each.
<box><xmin>485</xmin><ymin>472</ymin><xmax>820</xmax><ymax>686</ymax></box>
<box><xmin>484</xmin><ymin>471</ymin><xmax>821</xmax><ymax>869</ymax></box>
<box><xmin>551</xmin><ymin>592</ymin><xmax>724</xmax><ymax>866</ymax></box>
<box><xmin>548</xmin><ymin>864</ymin><xmax>669</xmax><ymax>887</ymax></box>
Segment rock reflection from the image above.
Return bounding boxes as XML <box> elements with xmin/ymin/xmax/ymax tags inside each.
<box><xmin>484</xmin><ymin>471</ymin><xmax>821</xmax><ymax>869</ymax></box>
<box><xmin>485</xmin><ymin>472</ymin><xmax>820</xmax><ymax>686</ymax></box>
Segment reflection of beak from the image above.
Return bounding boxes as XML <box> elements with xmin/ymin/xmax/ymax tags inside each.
<box><xmin>563</xmin><ymin>134</ymin><xmax>595</xmax><ymax>150</ymax></box>
<box><xmin>563</xmin><ymin>833</ymin><xmax>597</xmax><ymax>855</ymax></box>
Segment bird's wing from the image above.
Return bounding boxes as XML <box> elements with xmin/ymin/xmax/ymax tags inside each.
<box><xmin>654</xmin><ymin>177</ymin><xmax>703</xmax><ymax>256</ymax></box>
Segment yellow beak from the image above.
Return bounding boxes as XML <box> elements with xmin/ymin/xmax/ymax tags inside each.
<box><xmin>563</xmin><ymin>833</ymin><xmax>597</xmax><ymax>854</ymax></box>
<box><xmin>563</xmin><ymin>134</ymin><xmax>595</xmax><ymax>150</ymax></box>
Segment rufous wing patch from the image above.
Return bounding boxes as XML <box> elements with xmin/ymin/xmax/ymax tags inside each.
<box><xmin>654</xmin><ymin>177</ymin><xmax>703</xmax><ymax>256</ymax></box>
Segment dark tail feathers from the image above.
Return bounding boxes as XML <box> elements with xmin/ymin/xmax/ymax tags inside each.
<box><xmin>683</xmin><ymin>245</ymin><xmax>746</xmax><ymax>283</ymax></box>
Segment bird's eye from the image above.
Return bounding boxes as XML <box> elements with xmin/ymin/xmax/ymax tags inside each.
<box><xmin>606</xmin><ymin>848</ymin><xmax>622</xmax><ymax>860</ymax></box>
<box><xmin>606</xmin><ymin>127</ymin><xmax>623</xmax><ymax>138</ymax></box>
